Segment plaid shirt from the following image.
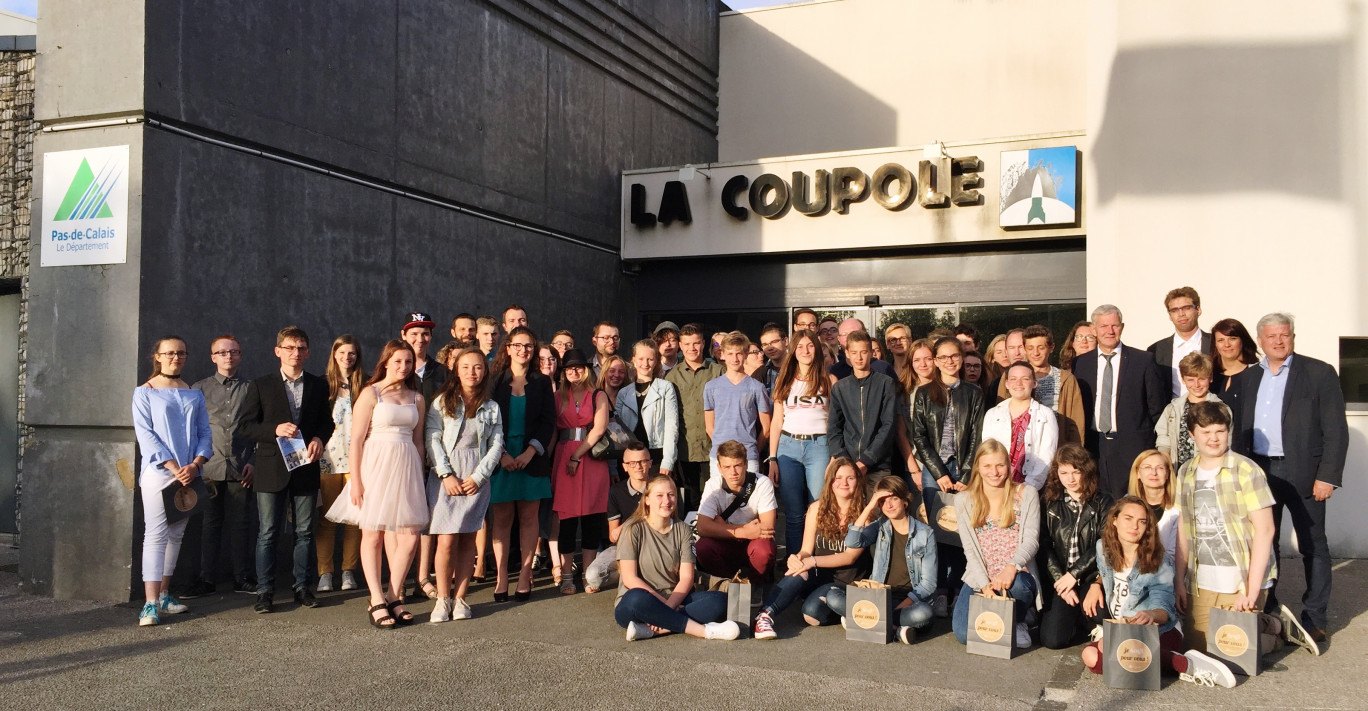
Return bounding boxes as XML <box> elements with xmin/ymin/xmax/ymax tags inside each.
<box><xmin>1178</xmin><ymin>451</ymin><xmax>1277</xmax><ymax>596</ymax></box>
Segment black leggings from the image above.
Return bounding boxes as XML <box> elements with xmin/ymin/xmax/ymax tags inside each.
<box><xmin>1040</xmin><ymin>583</ymin><xmax>1101</xmax><ymax>649</ymax></box>
<box><xmin>558</xmin><ymin>513</ymin><xmax>607</xmax><ymax>551</ymax></box>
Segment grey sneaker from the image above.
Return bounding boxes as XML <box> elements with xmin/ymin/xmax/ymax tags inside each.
<box><xmin>340</xmin><ymin>571</ymin><xmax>359</xmax><ymax>591</ymax></box>
<box><xmin>429</xmin><ymin>597</ymin><xmax>453</xmax><ymax>624</ymax></box>
<box><xmin>1279</xmin><ymin>604</ymin><xmax>1320</xmax><ymax>656</ymax></box>
<box><xmin>316</xmin><ymin>572</ymin><xmax>334</xmax><ymax>593</ymax></box>
<box><xmin>704</xmin><ymin>621</ymin><xmax>740</xmax><ymax>641</ymax></box>
<box><xmin>158</xmin><ymin>591</ymin><xmax>188</xmax><ymax>614</ymax></box>
<box><xmin>1183</xmin><ymin>650</ymin><xmax>1236</xmax><ymax>688</ymax></box>
<box><xmin>932</xmin><ymin>593</ymin><xmax>949</xmax><ymax>618</ymax></box>
<box><xmin>1014</xmin><ymin>622</ymin><xmax>1032</xmax><ymax>649</ymax></box>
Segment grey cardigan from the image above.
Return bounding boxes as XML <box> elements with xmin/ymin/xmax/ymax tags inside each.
<box><xmin>425</xmin><ymin>396</ymin><xmax>504</xmax><ymax>487</ymax></box>
<box><xmin>954</xmin><ymin>484</ymin><xmax>1042</xmax><ymax>609</ymax></box>
<box><xmin>1154</xmin><ymin>393</ymin><xmax>1227</xmax><ymax>465</ymax></box>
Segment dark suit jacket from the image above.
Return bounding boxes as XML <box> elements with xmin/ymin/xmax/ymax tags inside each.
<box><xmin>1073</xmin><ymin>345</ymin><xmax>1168</xmax><ymax>454</ymax></box>
<box><xmin>1147</xmin><ymin>331</ymin><xmax>1214</xmax><ymax>395</ymax></box>
<box><xmin>237</xmin><ymin>371</ymin><xmax>335</xmax><ymax>494</ymax></box>
<box><xmin>418</xmin><ymin>361</ymin><xmax>448</xmax><ymax>405</ymax></box>
<box><xmin>1230</xmin><ymin>354</ymin><xmax>1348</xmax><ymax>494</ymax></box>
<box><xmin>491</xmin><ymin>370</ymin><xmax>557</xmax><ymax>478</ymax></box>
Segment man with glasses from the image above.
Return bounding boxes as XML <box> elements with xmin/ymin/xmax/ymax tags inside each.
<box><xmin>550</xmin><ymin>330</ymin><xmax>575</xmax><ymax>358</ymax></box>
<box><xmin>236</xmin><ymin>326</ymin><xmax>334</xmax><ymax>613</ymax></box>
<box><xmin>583</xmin><ymin>442</ymin><xmax>655</xmax><ymax>594</ymax></box>
<box><xmin>1148</xmin><ymin>287</ymin><xmax>1213</xmax><ymax>398</ymax></box>
<box><xmin>590</xmin><ymin>321</ymin><xmax>621</xmax><ymax>380</ymax></box>
<box><xmin>1073</xmin><ymin>305</ymin><xmax>1167</xmax><ymax>498</ymax></box>
<box><xmin>792</xmin><ymin>308</ymin><xmax>819</xmax><ymax>335</ymax></box>
<box><xmin>817</xmin><ymin>317</ymin><xmax>841</xmax><ymax>360</ymax></box>
<box><xmin>184</xmin><ymin>334</ymin><xmax>257</xmax><ymax>597</ymax></box>
<box><xmin>756</xmin><ymin>323</ymin><xmax>787</xmax><ymax>395</ymax></box>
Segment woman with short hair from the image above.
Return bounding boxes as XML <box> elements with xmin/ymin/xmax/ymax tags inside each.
<box><xmin>553</xmin><ymin>348</ymin><xmax>612</xmax><ymax>595</ymax></box>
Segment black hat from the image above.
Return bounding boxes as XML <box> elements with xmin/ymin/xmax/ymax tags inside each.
<box><xmin>402</xmin><ymin>312</ymin><xmax>435</xmax><ymax>331</ymax></box>
<box><xmin>560</xmin><ymin>348</ymin><xmax>591</xmax><ymax>369</ymax></box>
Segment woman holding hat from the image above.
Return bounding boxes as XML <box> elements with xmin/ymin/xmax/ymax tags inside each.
<box><xmin>552</xmin><ymin>348</ymin><xmax>611</xmax><ymax>595</ymax></box>
<box><xmin>489</xmin><ymin>326</ymin><xmax>557</xmax><ymax>602</ymax></box>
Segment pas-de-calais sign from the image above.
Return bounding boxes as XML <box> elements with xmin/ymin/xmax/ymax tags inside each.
<box><xmin>41</xmin><ymin>145</ymin><xmax>130</xmax><ymax>267</ymax></box>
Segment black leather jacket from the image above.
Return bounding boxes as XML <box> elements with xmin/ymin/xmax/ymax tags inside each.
<box><xmin>910</xmin><ymin>381</ymin><xmax>984</xmax><ymax>484</ymax></box>
<box><xmin>1040</xmin><ymin>490</ymin><xmax>1113</xmax><ymax>586</ymax></box>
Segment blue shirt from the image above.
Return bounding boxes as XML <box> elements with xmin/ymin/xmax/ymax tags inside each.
<box><xmin>1252</xmin><ymin>354</ymin><xmax>1293</xmax><ymax>456</ymax></box>
<box><xmin>702</xmin><ymin>374</ymin><xmax>772</xmax><ymax>460</ymax></box>
<box><xmin>131</xmin><ymin>387</ymin><xmax>214</xmax><ymax>483</ymax></box>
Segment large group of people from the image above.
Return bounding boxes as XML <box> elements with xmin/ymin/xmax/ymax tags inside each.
<box><xmin>131</xmin><ymin>288</ymin><xmax>1348</xmax><ymax>687</ymax></box>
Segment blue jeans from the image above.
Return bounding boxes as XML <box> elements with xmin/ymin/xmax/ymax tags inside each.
<box><xmin>826</xmin><ymin>585</ymin><xmax>934</xmax><ymax>629</ymax></box>
<box><xmin>776</xmin><ymin>433</ymin><xmax>829</xmax><ymax>549</ymax></box>
<box><xmin>951</xmin><ymin>574</ymin><xmax>1038</xmax><ymax>644</ymax></box>
<box><xmin>255</xmin><ymin>491</ymin><xmax>316</xmax><ymax>594</ymax></box>
<box><xmin>760</xmin><ymin>570</ymin><xmax>843</xmax><ymax>625</ymax></box>
<box><xmin>613</xmin><ymin>589</ymin><xmax>727</xmax><ymax>634</ymax></box>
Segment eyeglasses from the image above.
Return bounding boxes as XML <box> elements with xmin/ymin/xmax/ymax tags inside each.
<box><xmin>885</xmin><ymin>336</ymin><xmax>908</xmax><ymax>345</ymax></box>
<box><xmin>818</xmin><ymin>327</ymin><xmax>838</xmax><ymax>335</ymax></box>
<box><xmin>278</xmin><ymin>345</ymin><xmax>308</xmax><ymax>352</ymax></box>
<box><xmin>1073</xmin><ymin>335</ymin><xmax>1098</xmax><ymax>343</ymax></box>
<box><xmin>507</xmin><ymin>343</ymin><xmax>535</xmax><ymax>352</ymax></box>
<box><xmin>622</xmin><ymin>460</ymin><xmax>652</xmax><ymax>469</ymax></box>
<box><xmin>596</xmin><ymin>335</ymin><xmax>620</xmax><ymax>342</ymax></box>
<box><xmin>158</xmin><ymin>351</ymin><xmax>188</xmax><ymax>358</ymax></box>
<box><xmin>212</xmin><ymin>349</ymin><xmax>241</xmax><ymax>357</ymax></box>
<box><xmin>934</xmin><ymin>354</ymin><xmax>962</xmax><ymax>362</ymax></box>
<box><xmin>1167</xmin><ymin>305</ymin><xmax>1197</xmax><ymax>315</ymax></box>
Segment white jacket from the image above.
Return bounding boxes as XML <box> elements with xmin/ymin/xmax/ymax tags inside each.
<box><xmin>981</xmin><ymin>398</ymin><xmax>1059</xmax><ymax>490</ymax></box>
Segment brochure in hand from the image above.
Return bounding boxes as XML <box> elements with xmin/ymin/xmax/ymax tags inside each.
<box><xmin>277</xmin><ymin>435</ymin><xmax>311</xmax><ymax>471</ymax></box>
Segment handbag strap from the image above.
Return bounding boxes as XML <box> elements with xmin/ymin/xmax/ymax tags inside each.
<box><xmin>718</xmin><ymin>473</ymin><xmax>757</xmax><ymax>521</ymax></box>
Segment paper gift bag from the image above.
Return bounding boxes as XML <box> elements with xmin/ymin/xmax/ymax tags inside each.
<box><xmin>1102</xmin><ymin>619</ymin><xmax>1161</xmax><ymax>690</ymax></box>
<box><xmin>724</xmin><ymin>575</ymin><xmax>755</xmax><ymax>627</ymax></box>
<box><xmin>844</xmin><ymin>581</ymin><xmax>895</xmax><ymax>644</ymax></box>
<box><xmin>161</xmin><ymin>477</ymin><xmax>209</xmax><ymax>524</ymax></box>
<box><xmin>966</xmin><ymin>589</ymin><xmax>1015</xmax><ymax>659</ymax></box>
<box><xmin>1209</xmin><ymin>606</ymin><xmax>1260</xmax><ymax>676</ymax></box>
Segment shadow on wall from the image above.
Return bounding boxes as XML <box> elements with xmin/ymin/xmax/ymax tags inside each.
<box><xmin>719</xmin><ymin>12</ymin><xmax>898</xmax><ymax>159</ymax></box>
<box><xmin>1091</xmin><ymin>40</ymin><xmax>1347</xmax><ymax>204</ymax></box>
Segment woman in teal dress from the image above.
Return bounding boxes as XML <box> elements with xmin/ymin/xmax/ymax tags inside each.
<box><xmin>489</xmin><ymin>326</ymin><xmax>556</xmax><ymax>601</ymax></box>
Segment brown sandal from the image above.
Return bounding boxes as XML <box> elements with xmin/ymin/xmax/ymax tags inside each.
<box><xmin>367</xmin><ymin>603</ymin><xmax>395</xmax><ymax>629</ymax></box>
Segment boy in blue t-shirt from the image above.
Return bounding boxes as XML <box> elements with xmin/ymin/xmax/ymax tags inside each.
<box><xmin>702</xmin><ymin>331</ymin><xmax>772</xmax><ymax>501</ymax></box>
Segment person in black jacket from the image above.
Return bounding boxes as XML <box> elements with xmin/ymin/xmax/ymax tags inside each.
<box><xmin>826</xmin><ymin>330</ymin><xmax>898</xmax><ymax>487</ymax></box>
<box><xmin>236</xmin><ymin>326</ymin><xmax>335</xmax><ymax>614</ymax></box>
<box><xmin>1038</xmin><ymin>444</ymin><xmax>1112</xmax><ymax>649</ymax></box>
<box><xmin>400</xmin><ymin>312</ymin><xmax>448</xmax><ymax>599</ymax></box>
<box><xmin>910</xmin><ymin>336</ymin><xmax>984</xmax><ymax>616</ymax></box>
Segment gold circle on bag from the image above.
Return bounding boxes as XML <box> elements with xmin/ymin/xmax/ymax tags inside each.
<box><xmin>173</xmin><ymin>486</ymin><xmax>198</xmax><ymax>512</ymax></box>
<box><xmin>1115</xmin><ymin>638</ymin><xmax>1153</xmax><ymax>673</ymax></box>
<box><xmin>1215</xmin><ymin>624</ymin><xmax>1249</xmax><ymax>657</ymax></box>
<box><xmin>974</xmin><ymin>611</ymin><xmax>1004</xmax><ymax>642</ymax></box>
<box><xmin>851</xmin><ymin>600</ymin><xmax>881</xmax><ymax>629</ymax></box>
<box><xmin>936</xmin><ymin>506</ymin><xmax>958</xmax><ymax>532</ymax></box>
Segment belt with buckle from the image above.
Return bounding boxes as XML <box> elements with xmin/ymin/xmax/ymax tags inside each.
<box><xmin>782</xmin><ymin>431</ymin><xmax>821</xmax><ymax>441</ymax></box>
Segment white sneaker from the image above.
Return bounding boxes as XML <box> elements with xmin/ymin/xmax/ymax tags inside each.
<box><xmin>932</xmin><ymin>593</ymin><xmax>949</xmax><ymax>619</ymax></box>
<box><xmin>138</xmin><ymin>602</ymin><xmax>160</xmax><ymax>627</ymax></box>
<box><xmin>1088</xmin><ymin>624</ymin><xmax>1105</xmax><ymax>643</ymax></box>
<box><xmin>430</xmin><ymin>597</ymin><xmax>453</xmax><ymax>624</ymax></box>
<box><xmin>839</xmin><ymin>616</ymin><xmax>848</xmax><ymax>630</ymax></box>
<box><xmin>897</xmin><ymin>626</ymin><xmax>917</xmax><ymax>645</ymax></box>
<box><xmin>1183</xmin><ymin>650</ymin><xmax>1236</xmax><ymax>688</ymax></box>
<box><xmin>1014</xmin><ymin>622</ymin><xmax>1032</xmax><ymax>649</ymax></box>
<box><xmin>625</xmin><ymin>621</ymin><xmax>656</xmax><ymax>641</ymax></box>
<box><xmin>704</xmin><ymin>620</ymin><xmax>740</xmax><ymax>641</ymax></box>
<box><xmin>452</xmin><ymin>598</ymin><xmax>473</xmax><ymax>620</ymax></box>
<box><xmin>316</xmin><ymin>572</ymin><xmax>334</xmax><ymax>593</ymax></box>
<box><xmin>157</xmin><ymin>591</ymin><xmax>188</xmax><ymax>614</ymax></box>
<box><xmin>340</xmin><ymin>571</ymin><xmax>359</xmax><ymax>591</ymax></box>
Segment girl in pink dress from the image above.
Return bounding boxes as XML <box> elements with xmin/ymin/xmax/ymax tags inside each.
<box><xmin>550</xmin><ymin>349</ymin><xmax>611</xmax><ymax>595</ymax></box>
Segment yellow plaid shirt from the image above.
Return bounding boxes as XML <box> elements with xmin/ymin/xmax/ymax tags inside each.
<box><xmin>1178</xmin><ymin>451</ymin><xmax>1277</xmax><ymax>596</ymax></box>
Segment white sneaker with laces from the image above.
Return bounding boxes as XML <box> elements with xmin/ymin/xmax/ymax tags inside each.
<box><xmin>158</xmin><ymin>591</ymin><xmax>188</xmax><ymax>614</ymax></box>
<box><xmin>753</xmin><ymin>611</ymin><xmax>777</xmax><ymax>640</ymax></box>
<box><xmin>316</xmin><ymin>572</ymin><xmax>334</xmax><ymax>593</ymax></box>
<box><xmin>704</xmin><ymin>620</ymin><xmax>740</xmax><ymax>641</ymax></box>
<box><xmin>839</xmin><ymin>616</ymin><xmax>848</xmax><ymax>630</ymax></box>
<box><xmin>1278</xmin><ymin>604</ymin><xmax>1320</xmax><ymax>656</ymax></box>
<box><xmin>340</xmin><ymin>571</ymin><xmax>359</xmax><ymax>591</ymax></box>
<box><xmin>932</xmin><ymin>593</ymin><xmax>949</xmax><ymax>619</ymax></box>
<box><xmin>1183</xmin><ymin>650</ymin><xmax>1236</xmax><ymax>688</ymax></box>
<box><xmin>1014</xmin><ymin>622</ymin><xmax>1032</xmax><ymax>648</ymax></box>
<box><xmin>138</xmin><ymin>602</ymin><xmax>160</xmax><ymax>627</ymax></box>
<box><xmin>625</xmin><ymin>621</ymin><xmax>656</xmax><ymax>641</ymax></box>
<box><xmin>453</xmin><ymin>598</ymin><xmax>473</xmax><ymax>620</ymax></box>
<box><xmin>430</xmin><ymin>597</ymin><xmax>453</xmax><ymax>624</ymax></box>
<box><xmin>897</xmin><ymin>626</ymin><xmax>916</xmax><ymax>645</ymax></box>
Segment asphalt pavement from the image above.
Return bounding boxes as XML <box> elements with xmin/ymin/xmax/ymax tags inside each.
<box><xmin>1</xmin><ymin>544</ymin><xmax>1363</xmax><ymax>710</ymax></box>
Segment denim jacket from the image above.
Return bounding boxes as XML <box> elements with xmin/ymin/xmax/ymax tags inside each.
<box><xmin>844</xmin><ymin>516</ymin><xmax>938</xmax><ymax>604</ymax></box>
<box><xmin>425</xmin><ymin>396</ymin><xmax>504</xmax><ymax>487</ymax></box>
<box><xmin>1093</xmin><ymin>539</ymin><xmax>1179</xmax><ymax>635</ymax></box>
<box><xmin>613</xmin><ymin>378</ymin><xmax>680</xmax><ymax>471</ymax></box>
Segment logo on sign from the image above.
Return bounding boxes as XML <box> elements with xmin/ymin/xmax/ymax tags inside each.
<box><xmin>1115</xmin><ymin>638</ymin><xmax>1153</xmax><ymax>673</ymax></box>
<box><xmin>851</xmin><ymin>600</ymin><xmax>881</xmax><ymax>629</ymax></box>
<box><xmin>53</xmin><ymin>157</ymin><xmax>118</xmax><ymax>221</ymax></box>
<box><xmin>1215</xmin><ymin>624</ymin><xmax>1250</xmax><ymax>657</ymax></box>
<box><xmin>974</xmin><ymin>611</ymin><xmax>1005</xmax><ymax>643</ymax></box>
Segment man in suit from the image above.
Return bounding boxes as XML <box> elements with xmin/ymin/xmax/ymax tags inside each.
<box><xmin>1232</xmin><ymin>312</ymin><xmax>1347</xmax><ymax>647</ymax></box>
<box><xmin>1148</xmin><ymin>286</ymin><xmax>1214</xmax><ymax>398</ymax></box>
<box><xmin>237</xmin><ymin>326</ymin><xmax>335</xmax><ymax>613</ymax></box>
<box><xmin>1072</xmin><ymin>304</ymin><xmax>1168</xmax><ymax>498</ymax></box>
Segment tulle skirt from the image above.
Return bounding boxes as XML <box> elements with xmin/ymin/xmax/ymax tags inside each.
<box><xmin>326</xmin><ymin>433</ymin><xmax>429</xmax><ymax>533</ymax></box>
